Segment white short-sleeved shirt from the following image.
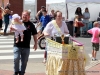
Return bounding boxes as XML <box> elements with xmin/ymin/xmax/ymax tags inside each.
<box><xmin>83</xmin><ymin>12</ymin><xmax>90</xmax><ymax>23</ymax></box>
<box><xmin>43</xmin><ymin>20</ymin><xmax>69</xmax><ymax>37</ymax></box>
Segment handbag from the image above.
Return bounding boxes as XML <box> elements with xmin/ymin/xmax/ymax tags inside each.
<box><xmin>52</xmin><ymin>20</ymin><xmax>69</xmax><ymax>44</ymax></box>
<box><xmin>77</xmin><ymin>21</ymin><xmax>84</xmax><ymax>27</ymax></box>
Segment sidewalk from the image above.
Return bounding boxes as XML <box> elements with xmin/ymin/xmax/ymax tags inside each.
<box><xmin>86</xmin><ymin>63</ymin><xmax>100</xmax><ymax>75</ymax></box>
<box><xmin>0</xmin><ymin>62</ymin><xmax>46</xmax><ymax>75</ymax></box>
<box><xmin>0</xmin><ymin>61</ymin><xmax>100</xmax><ymax>75</ymax></box>
<box><xmin>0</xmin><ymin>70</ymin><xmax>46</xmax><ymax>75</ymax></box>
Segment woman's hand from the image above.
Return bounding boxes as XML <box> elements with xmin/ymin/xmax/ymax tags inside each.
<box><xmin>37</xmin><ymin>33</ymin><xmax>44</xmax><ymax>40</ymax></box>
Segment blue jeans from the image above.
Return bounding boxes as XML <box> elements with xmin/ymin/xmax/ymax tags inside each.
<box><xmin>13</xmin><ymin>47</ymin><xmax>30</xmax><ymax>74</ymax></box>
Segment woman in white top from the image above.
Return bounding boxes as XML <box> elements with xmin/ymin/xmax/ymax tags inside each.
<box><xmin>42</xmin><ymin>11</ymin><xmax>69</xmax><ymax>63</ymax></box>
<box><xmin>43</xmin><ymin>11</ymin><xmax>69</xmax><ymax>37</ymax></box>
<box><xmin>43</xmin><ymin>12</ymin><xmax>86</xmax><ymax>75</ymax></box>
<box><xmin>82</xmin><ymin>7</ymin><xmax>90</xmax><ymax>36</ymax></box>
<box><xmin>38</xmin><ymin>11</ymin><xmax>69</xmax><ymax>62</ymax></box>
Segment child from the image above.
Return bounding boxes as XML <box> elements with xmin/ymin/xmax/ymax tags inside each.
<box><xmin>74</xmin><ymin>15</ymin><xmax>84</xmax><ymax>37</ymax></box>
<box><xmin>87</xmin><ymin>22</ymin><xmax>100</xmax><ymax>61</ymax></box>
<box><xmin>10</xmin><ymin>14</ymin><xmax>26</xmax><ymax>43</ymax></box>
<box><xmin>74</xmin><ymin>15</ymin><xmax>80</xmax><ymax>37</ymax></box>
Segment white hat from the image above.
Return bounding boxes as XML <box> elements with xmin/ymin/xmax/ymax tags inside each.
<box><xmin>12</xmin><ymin>14</ymin><xmax>20</xmax><ymax>20</ymax></box>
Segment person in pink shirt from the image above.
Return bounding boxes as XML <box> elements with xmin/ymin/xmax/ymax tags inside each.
<box><xmin>87</xmin><ymin>21</ymin><xmax>100</xmax><ymax>61</ymax></box>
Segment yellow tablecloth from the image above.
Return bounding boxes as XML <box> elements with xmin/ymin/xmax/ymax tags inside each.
<box><xmin>46</xmin><ymin>54</ymin><xmax>86</xmax><ymax>75</ymax></box>
<box><xmin>45</xmin><ymin>38</ymin><xmax>87</xmax><ymax>75</ymax></box>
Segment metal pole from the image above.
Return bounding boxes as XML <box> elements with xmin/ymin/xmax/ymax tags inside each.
<box><xmin>35</xmin><ymin>0</ymin><xmax>37</xmax><ymax>14</ymax></box>
<box><xmin>66</xmin><ymin>3</ymin><xmax>68</xmax><ymax>19</ymax></box>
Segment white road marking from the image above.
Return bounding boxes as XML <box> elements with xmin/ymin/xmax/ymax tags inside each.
<box><xmin>0</xmin><ymin>42</ymin><xmax>14</xmax><ymax>44</ymax></box>
<box><xmin>0</xmin><ymin>53</ymin><xmax>91</xmax><ymax>60</ymax></box>
<box><xmin>0</xmin><ymin>37</ymin><xmax>7</xmax><ymax>39</ymax></box>
<box><xmin>0</xmin><ymin>36</ymin><xmax>44</xmax><ymax>60</ymax></box>
<box><xmin>0</xmin><ymin>49</ymin><xmax>44</xmax><ymax>53</ymax></box>
<box><xmin>0</xmin><ymin>45</ymin><xmax>33</xmax><ymax>48</ymax></box>
<box><xmin>0</xmin><ymin>39</ymin><xmax>13</xmax><ymax>41</ymax></box>
<box><xmin>0</xmin><ymin>54</ymin><xmax>44</xmax><ymax>60</ymax></box>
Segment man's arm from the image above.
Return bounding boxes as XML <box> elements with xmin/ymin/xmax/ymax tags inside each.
<box><xmin>33</xmin><ymin>34</ymin><xmax>38</xmax><ymax>50</ymax></box>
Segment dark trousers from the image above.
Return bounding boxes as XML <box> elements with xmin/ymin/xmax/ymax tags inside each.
<box><xmin>44</xmin><ymin>50</ymin><xmax>47</xmax><ymax>59</ymax></box>
<box><xmin>74</xmin><ymin>27</ymin><xmax>80</xmax><ymax>37</ymax></box>
<box><xmin>0</xmin><ymin>19</ymin><xmax>2</xmax><ymax>28</ymax></box>
<box><xmin>4</xmin><ymin>23</ymin><xmax>9</xmax><ymax>33</ymax></box>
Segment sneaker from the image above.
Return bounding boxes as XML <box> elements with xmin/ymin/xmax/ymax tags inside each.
<box><xmin>92</xmin><ymin>58</ymin><xmax>98</xmax><ymax>61</ymax></box>
<box><xmin>42</xmin><ymin>59</ymin><xmax>47</xmax><ymax>63</ymax></box>
<box><xmin>94</xmin><ymin>59</ymin><xmax>98</xmax><ymax>61</ymax></box>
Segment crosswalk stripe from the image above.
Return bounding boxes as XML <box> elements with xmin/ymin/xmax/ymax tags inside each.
<box><xmin>0</xmin><ymin>42</ymin><xmax>13</xmax><ymax>44</ymax></box>
<box><xmin>0</xmin><ymin>45</ymin><xmax>33</xmax><ymax>48</ymax></box>
<box><xmin>0</xmin><ymin>49</ymin><xmax>44</xmax><ymax>53</ymax></box>
<box><xmin>0</xmin><ymin>36</ymin><xmax>45</xmax><ymax>60</ymax></box>
<box><xmin>0</xmin><ymin>37</ymin><xmax>7</xmax><ymax>39</ymax></box>
<box><xmin>0</xmin><ymin>54</ymin><xmax>91</xmax><ymax>60</ymax></box>
<box><xmin>0</xmin><ymin>39</ymin><xmax>13</xmax><ymax>41</ymax></box>
<box><xmin>0</xmin><ymin>54</ymin><xmax>44</xmax><ymax>60</ymax></box>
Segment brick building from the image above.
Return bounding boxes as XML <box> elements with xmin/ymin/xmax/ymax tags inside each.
<box><xmin>0</xmin><ymin>0</ymin><xmax>46</xmax><ymax>16</ymax></box>
<box><xmin>0</xmin><ymin>0</ymin><xmax>23</xmax><ymax>16</ymax></box>
<box><xmin>37</xmin><ymin>0</ymin><xmax>46</xmax><ymax>12</ymax></box>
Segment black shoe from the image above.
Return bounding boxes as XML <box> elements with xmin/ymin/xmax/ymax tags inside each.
<box><xmin>13</xmin><ymin>74</ymin><xmax>18</xmax><ymax>75</ymax></box>
<box><xmin>92</xmin><ymin>58</ymin><xmax>98</xmax><ymax>61</ymax></box>
<box><xmin>3</xmin><ymin>33</ymin><xmax>6</xmax><ymax>35</ymax></box>
<box><xmin>18</xmin><ymin>71</ymin><xmax>25</xmax><ymax>75</ymax></box>
<box><xmin>19</xmin><ymin>73</ymin><xmax>24</xmax><ymax>75</ymax></box>
<box><xmin>13</xmin><ymin>72</ymin><xmax>19</xmax><ymax>75</ymax></box>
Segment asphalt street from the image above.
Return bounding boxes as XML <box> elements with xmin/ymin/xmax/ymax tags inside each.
<box><xmin>0</xmin><ymin>35</ymin><xmax>100</xmax><ymax>74</ymax></box>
